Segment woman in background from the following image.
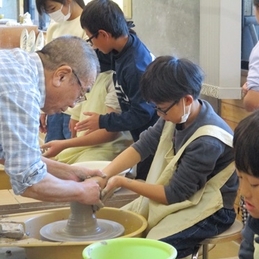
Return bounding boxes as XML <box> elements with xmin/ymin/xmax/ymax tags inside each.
<box><xmin>36</xmin><ymin>0</ymin><xmax>87</xmax><ymax>142</ymax></box>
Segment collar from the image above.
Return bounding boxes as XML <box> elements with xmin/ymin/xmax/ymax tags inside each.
<box><xmin>112</xmin><ymin>33</ymin><xmax>134</xmax><ymax>58</ymax></box>
<box><xmin>29</xmin><ymin>52</ymin><xmax>46</xmax><ymax>109</ymax></box>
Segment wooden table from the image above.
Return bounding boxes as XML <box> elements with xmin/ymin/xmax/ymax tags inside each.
<box><xmin>0</xmin><ymin>188</ymin><xmax>139</xmax><ymax>215</ymax></box>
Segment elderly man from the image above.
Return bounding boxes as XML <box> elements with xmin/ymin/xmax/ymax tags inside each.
<box><xmin>0</xmin><ymin>36</ymin><xmax>103</xmax><ymax>205</ymax></box>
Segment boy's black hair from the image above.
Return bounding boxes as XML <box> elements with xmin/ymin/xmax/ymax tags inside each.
<box><xmin>36</xmin><ymin>0</ymin><xmax>85</xmax><ymax>15</ymax></box>
<box><xmin>81</xmin><ymin>0</ymin><xmax>129</xmax><ymax>39</ymax></box>
<box><xmin>140</xmin><ymin>55</ymin><xmax>204</xmax><ymax>104</ymax></box>
<box><xmin>233</xmin><ymin>110</ymin><xmax>259</xmax><ymax>177</ymax></box>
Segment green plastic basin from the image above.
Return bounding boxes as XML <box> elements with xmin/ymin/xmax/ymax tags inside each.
<box><xmin>82</xmin><ymin>237</ymin><xmax>177</xmax><ymax>259</ymax></box>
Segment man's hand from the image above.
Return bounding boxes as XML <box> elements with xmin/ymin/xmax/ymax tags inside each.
<box><xmin>79</xmin><ymin>179</ymin><xmax>103</xmax><ymax>205</ymax></box>
<box><xmin>74</xmin><ymin>112</ymin><xmax>101</xmax><ymax>135</ymax></box>
<box><xmin>71</xmin><ymin>165</ymin><xmax>106</xmax><ymax>182</ymax></box>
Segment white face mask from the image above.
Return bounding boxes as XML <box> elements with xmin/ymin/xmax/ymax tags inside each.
<box><xmin>179</xmin><ymin>99</ymin><xmax>192</xmax><ymax>124</ymax></box>
<box><xmin>49</xmin><ymin>4</ymin><xmax>71</xmax><ymax>23</ymax></box>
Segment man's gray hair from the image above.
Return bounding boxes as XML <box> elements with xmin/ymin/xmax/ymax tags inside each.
<box><xmin>37</xmin><ymin>35</ymin><xmax>100</xmax><ymax>88</ymax></box>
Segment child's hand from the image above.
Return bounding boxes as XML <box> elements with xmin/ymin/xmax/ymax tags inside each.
<box><xmin>74</xmin><ymin>112</ymin><xmax>100</xmax><ymax>135</ymax></box>
<box><xmin>101</xmin><ymin>176</ymin><xmax>123</xmax><ymax>203</ymax></box>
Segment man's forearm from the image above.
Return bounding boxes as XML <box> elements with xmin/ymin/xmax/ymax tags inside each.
<box><xmin>22</xmin><ymin>173</ymin><xmax>101</xmax><ymax>205</ymax></box>
<box><xmin>42</xmin><ymin>157</ymin><xmax>77</xmax><ymax>181</ymax></box>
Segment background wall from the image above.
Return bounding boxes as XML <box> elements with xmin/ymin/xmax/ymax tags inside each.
<box><xmin>1</xmin><ymin>0</ymin><xmax>200</xmax><ymax>62</ymax></box>
<box><xmin>0</xmin><ymin>0</ymin><xmax>19</xmax><ymax>20</ymax></box>
<box><xmin>132</xmin><ymin>0</ymin><xmax>200</xmax><ymax>63</ymax></box>
<box><xmin>131</xmin><ymin>0</ymin><xmax>220</xmax><ymax>110</ymax></box>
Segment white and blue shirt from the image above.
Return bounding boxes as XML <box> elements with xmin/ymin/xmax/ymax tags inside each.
<box><xmin>0</xmin><ymin>48</ymin><xmax>47</xmax><ymax>195</ymax></box>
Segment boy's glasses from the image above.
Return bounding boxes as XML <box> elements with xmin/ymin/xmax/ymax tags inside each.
<box><xmin>153</xmin><ymin>100</ymin><xmax>178</xmax><ymax>115</ymax></box>
<box><xmin>86</xmin><ymin>32</ymin><xmax>99</xmax><ymax>46</ymax></box>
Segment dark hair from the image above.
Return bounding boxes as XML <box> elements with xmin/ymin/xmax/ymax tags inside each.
<box><xmin>36</xmin><ymin>0</ymin><xmax>85</xmax><ymax>15</ymax></box>
<box><xmin>127</xmin><ymin>20</ymin><xmax>136</xmax><ymax>35</ymax></box>
<box><xmin>254</xmin><ymin>0</ymin><xmax>259</xmax><ymax>7</ymax></box>
<box><xmin>140</xmin><ymin>56</ymin><xmax>204</xmax><ymax>103</ymax></box>
<box><xmin>80</xmin><ymin>0</ymin><xmax>129</xmax><ymax>38</ymax></box>
<box><xmin>233</xmin><ymin>110</ymin><xmax>259</xmax><ymax>177</ymax></box>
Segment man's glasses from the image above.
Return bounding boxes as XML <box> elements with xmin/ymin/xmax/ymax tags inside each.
<box><xmin>86</xmin><ymin>32</ymin><xmax>99</xmax><ymax>46</ymax></box>
<box><xmin>152</xmin><ymin>100</ymin><xmax>178</xmax><ymax>115</ymax></box>
<box><xmin>72</xmin><ymin>70</ymin><xmax>87</xmax><ymax>103</ymax></box>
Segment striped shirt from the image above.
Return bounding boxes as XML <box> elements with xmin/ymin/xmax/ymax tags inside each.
<box><xmin>0</xmin><ymin>49</ymin><xmax>47</xmax><ymax>194</ymax></box>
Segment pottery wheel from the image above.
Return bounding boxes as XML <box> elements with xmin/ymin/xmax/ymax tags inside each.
<box><xmin>40</xmin><ymin>202</ymin><xmax>124</xmax><ymax>242</ymax></box>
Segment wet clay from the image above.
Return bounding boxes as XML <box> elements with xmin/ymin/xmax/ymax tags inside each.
<box><xmin>40</xmin><ymin>202</ymin><xmax>124</xmax><ymax>242</ymax></box>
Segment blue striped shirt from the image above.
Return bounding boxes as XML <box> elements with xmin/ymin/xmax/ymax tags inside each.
<box><xmin>0</xmin><ymin>49</ymin><xmax>47</xmax><ymax>194</ymax></box>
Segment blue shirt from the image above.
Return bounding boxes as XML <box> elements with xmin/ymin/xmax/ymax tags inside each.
<box><xmin>99</xmin><ymin>33</ymin><xmax>159</xmax><ymax>142</ymax></box>
<box><xmin>0</xmin><ymin>48</ymin><xmax>47</xmax><ymax>195</ymax></box>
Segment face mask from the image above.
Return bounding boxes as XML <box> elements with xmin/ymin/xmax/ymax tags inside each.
<box><xmin>179</xmin><ymin>99</ymin><xmax>192</xmax><ymax>124</ymax></box>
<box><xmin>49</xmin><ymin>4</ymin><xmax>71</xmax><ymax>23</ymax></box>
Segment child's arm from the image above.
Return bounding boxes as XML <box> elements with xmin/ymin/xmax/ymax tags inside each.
<box><xmin>243</xmin><ymin>89</ymin><xmax>259</xmax><ymax>111</ymax></box>
<box><xmin>41</xmin><ymin>106</ymin><xmax>121</xmax><ymax>158</ymax></box>
<box><xmin>103</xmin><ymin>176</ymin><xmax>168</xmax><ymax>205</ymax></box>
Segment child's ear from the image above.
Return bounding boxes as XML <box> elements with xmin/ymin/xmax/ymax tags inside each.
<box><xmin>98</xmin><ymin>30</ymin><xmax>111</xmax><ymax>40</ymax></box>
<box><xmin>183</xmin><ymin>95</ymin><xmax>194</xmax><ymax>106</ymax></box>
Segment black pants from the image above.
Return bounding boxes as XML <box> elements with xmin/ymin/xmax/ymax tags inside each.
<box><xmin>160</xmin><ymin>208</ymin><xmax>236</xmax><ymax>258</ymax></box>
<box><xmin>136</xmin><ymin>154</ymin><xmax>154</xmax><ymax>180</ymax></box>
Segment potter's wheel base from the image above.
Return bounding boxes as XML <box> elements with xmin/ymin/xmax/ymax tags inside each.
<box><xmin>40</xmin><ymin>219</ymin><xmax>124</xmax><ymax>242</ymax></box>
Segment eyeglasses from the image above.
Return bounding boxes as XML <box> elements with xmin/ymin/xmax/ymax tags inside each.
<box><xmin>153</xmin><ymin>100</ymin><xmax>178</xmax><ymax>115</ymax></box>
<box><xmin>86</xmin><ymin>32</ymin><xmax>99</xmax><ymax>46</ymax></box>
<box><xmin>72</xmin><ymin>70</ymin><xmax>87</xmax><ymax>103</ymax></box>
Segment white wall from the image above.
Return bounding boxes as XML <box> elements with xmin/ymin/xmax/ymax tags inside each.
<box><xmin>131</xmin><ymin>0</ymin><xmax>200</xmax><ymax>63</ymax></box>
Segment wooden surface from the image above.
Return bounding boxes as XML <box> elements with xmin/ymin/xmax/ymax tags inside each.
<box><xmin>0</xmin><ymin>188</ymin><xmax>139</xmax><ymax>215</ymax></box>
<box><xmin>0</xmin><ymin>169</ymin><xmax>11</xmax><ymax>190</ymax></box>
<box><xmin>0</xmin><ymin>25</ymin><xmax>38</xmax><ymax>49</ymax></box>
<box><xmin>220</xmin><ymin>99</ymin><xmax>251</xmax><ymax>130</ymax></box>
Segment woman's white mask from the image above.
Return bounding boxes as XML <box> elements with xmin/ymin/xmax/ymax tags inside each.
<box><xmin>179</xmin><ymin>99</ymin><xmax>192</xmax><ymax>124</ymax></box>
<box><xmin>49</xmin><ymin>4</ymin><xmax>71</xmax><ymax>23</ymax></box>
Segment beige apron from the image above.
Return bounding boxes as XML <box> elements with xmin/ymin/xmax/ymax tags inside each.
<box><xmin>254</xmin><ymin>235</ymin><xmax>259</xmax><ymax>258</ymax></box>
<box><xmin>123</xmin><ymin>122</ymin><xmax>235</xmax><ymax>239</ymax></box>
<box><xmin>57</xmin><ymin>73</ymin><xmax>133</xmax><ymax>164</ymax></box>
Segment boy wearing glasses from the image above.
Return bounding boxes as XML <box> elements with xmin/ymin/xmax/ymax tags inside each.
<box><xmin>100</xmin><ymin>56</ymin><xmax>238</xmax><ymax>258</ymax></box>
<box><xmin>77</xmin><ymin>0</ymin><xmax>159</xmax><ymax>180</ymax></box>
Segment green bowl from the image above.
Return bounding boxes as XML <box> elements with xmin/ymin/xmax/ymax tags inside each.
<box><xmin>82</xmin><ymin>237</ymin><xmax>177</xmax><ymax>259</ymax></box>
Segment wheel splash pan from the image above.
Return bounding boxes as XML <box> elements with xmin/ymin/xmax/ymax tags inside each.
<box><xmin>0</xmin><ymin>207</ymin><xmax>147</xmax><ymax>259</ymax></box>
